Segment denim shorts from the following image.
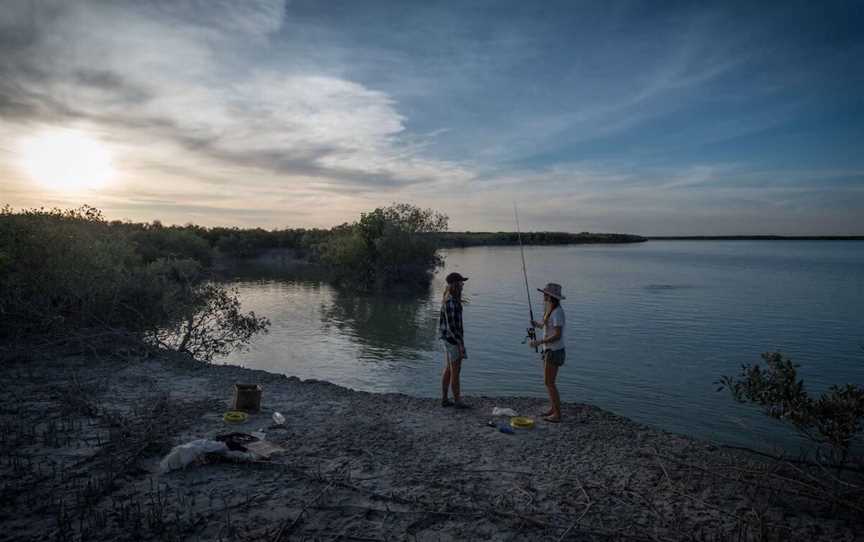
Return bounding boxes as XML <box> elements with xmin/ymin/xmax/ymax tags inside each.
<box><xmin>543</xmin><ymin>348</ymin><xmax>566</xmax><ymax>367</ymax></box>
<box><xmin>442</xmin><ymin>340</ymin><xmax>464</xmax><ymax>363</ymax></box>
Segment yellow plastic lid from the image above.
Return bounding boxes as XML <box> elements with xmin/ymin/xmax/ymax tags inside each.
<box><xmin>223</xmin><ymin>411</ymin><xmax>249</xmax><ymax>424</ymax></box>
<box><xmin>510</xmin><ymin>416</ymin><xmax>535</xmax><ymax>429</ymax></box>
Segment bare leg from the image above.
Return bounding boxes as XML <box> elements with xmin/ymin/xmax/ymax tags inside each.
<box><xmin>544</xmin><ymin>362</ymin><xmax>562</xmax><ymax>421</ymax></box>
<box><xmin>450</xmin><ymin>359</ymin><xmax>462</xmax><ymax>403</ymax></box>
<box><xmin>441</xmin><ymin>347</ymin><xmax>453</xmax><ymax>404</ymax></box>
<box><xmin>540</xmin><ymin>359</ymin><xmax>553</xmax><ymax>415</ymax></box>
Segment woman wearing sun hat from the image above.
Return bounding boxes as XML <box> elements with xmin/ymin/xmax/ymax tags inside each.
<box><xmin>530</xmin><ymin>283</ymin><xmax>566</xmax><ymax>422</ymax></box>
<box><xmin>439</xmin><ymin>272</ymin><xmax>469</xmax><ymax>408</ymax></box>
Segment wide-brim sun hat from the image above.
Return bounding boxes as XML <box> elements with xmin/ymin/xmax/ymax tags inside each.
<box><xmin>538</xmin><ymin>282</ymin><xmax>565</xmax><ymax>300</ymax></box>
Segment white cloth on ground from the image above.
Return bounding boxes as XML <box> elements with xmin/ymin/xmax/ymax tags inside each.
<box><xmin>159</xmin><ymin>439</ymin><xmax>229</xmax><ymax>473</ymax></box>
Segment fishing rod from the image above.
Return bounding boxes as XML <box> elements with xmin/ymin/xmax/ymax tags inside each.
<box><xmin>514</xmin><ymin>204</ymin><xmax>538</xmax><ymax>352</ymax></box>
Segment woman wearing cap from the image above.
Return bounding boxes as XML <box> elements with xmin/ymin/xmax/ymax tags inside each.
<box><xmin>439</xmin><ymin>272</ymin><xmax>469</xmax><ymax>408</ymax></box>
<box><xmin>530</xmin><ymin>283</ymin><xmax>566</xmax><ymax>422</ymax></box>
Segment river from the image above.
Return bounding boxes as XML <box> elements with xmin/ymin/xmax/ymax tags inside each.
<box><xmin>221</xmin><ymin>241</ymin><xmax>864</xmax><ymax>452</ymax></box>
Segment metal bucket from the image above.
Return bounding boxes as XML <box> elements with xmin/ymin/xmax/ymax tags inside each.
<box><xmin>232</xmin><ymin>384</ymin><xmax>262</xmax><ymax>412</ymax></box>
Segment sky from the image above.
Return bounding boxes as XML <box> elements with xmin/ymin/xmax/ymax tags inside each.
<box><xmin>0</xmin><ymin>0</ymin><xmax>862</xmax><ymax>235</ymax></box>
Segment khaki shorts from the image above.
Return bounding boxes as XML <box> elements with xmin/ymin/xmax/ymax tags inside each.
<box><xmin>543</xmin><ymin>348</ymin><xmax>566</xmax><ymax>367</ymax></box>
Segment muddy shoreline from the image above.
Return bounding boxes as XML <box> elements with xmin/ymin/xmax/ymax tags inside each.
<box><xmin>0</xmin><ymin>353</ymin><xmax>860</xmax><ymax>541</ymax></box>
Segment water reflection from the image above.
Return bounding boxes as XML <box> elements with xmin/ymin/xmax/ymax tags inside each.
<box><xmin>319</xmin><ymin>286</ymin><xmax>439</xmax><ymax>363</ymax></box>
<box><xmin>214</xmin><ymin>260</ymin><xmax>329</xmax><ymax>283</ymax></box>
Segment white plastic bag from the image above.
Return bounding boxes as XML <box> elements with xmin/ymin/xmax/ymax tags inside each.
<box><xmin>159</xmin><ymin>439</ymin><xmax>228</xmax><ymax>473</ymax></box>
<box><xmin>492</xmin><ymin>407</ymin><xmax>518</xmax><ymax>417</ymax></box>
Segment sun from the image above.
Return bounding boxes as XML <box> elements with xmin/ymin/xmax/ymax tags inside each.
<box><xmin>18</xmin><ymin>130</ymin><xmax>115</xmax><ymax>191</ymax></box>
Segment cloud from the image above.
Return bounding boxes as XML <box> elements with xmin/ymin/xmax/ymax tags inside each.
<box><xmin>0</xmin><ymin>0</ymin><xmax>472</xmax><ymax>196</ymax></box>
<box><xmin>0</xmin><ymin>1</ymin><xmax>861</xmax><ymax>233</ymax></box>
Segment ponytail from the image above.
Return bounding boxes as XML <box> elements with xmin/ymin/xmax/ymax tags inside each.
<box><xmin>442</xmin><ymin>282</ymin><xmax>462</xmax><ymax>304</ymax></box>
<box><xmin>542</xmin><ymin>297</ymin><xmax>560</xmax><ymax>325</ymax></box>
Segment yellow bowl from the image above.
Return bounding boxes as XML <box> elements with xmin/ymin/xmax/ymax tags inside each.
<box><xmin>223</xmin><ymin>411</ymin><xmax>249</xmax><ymax>424</ymax></box>
<box><xmin>510</xmin><ymin>416</ymin><xmax>535</xmax><ymax>429</ymax></box>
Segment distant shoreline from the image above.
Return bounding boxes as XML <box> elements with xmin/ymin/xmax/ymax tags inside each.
<box><xmin>431</xmin><ymin>233</ymin><xmax>864</xmax><ymax>247</ymax></box>
<box><xmin>431</xmin><ymin>231</ymin><xmax>646</xmax><ymax>247</ymax></box>
<box><xmin>647</xmin><ymin>235</ymin><xmax>864</xmax><ymax>240</ymax></box>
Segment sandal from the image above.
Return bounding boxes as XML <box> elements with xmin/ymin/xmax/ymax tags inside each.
<box><xmin>543</xmin><ymin>415</ymin><xmax>562</xmax><ymax>423</ymax></box>
<box><xmin>441</xmin><ymin>398</ymin><xmax>454</xmax><ymax>407</ymax></box>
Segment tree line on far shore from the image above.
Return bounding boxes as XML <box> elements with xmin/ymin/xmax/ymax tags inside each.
<box><xmin>80</xmin><ymin>214</ymin><xmax>645</xmax><ymax>262</ymax></box>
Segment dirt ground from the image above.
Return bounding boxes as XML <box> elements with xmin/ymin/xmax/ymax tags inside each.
<box><xmin>0</xmin><ymin>353</ymin><xmax>861</xmax><ymax>541</ymax></box>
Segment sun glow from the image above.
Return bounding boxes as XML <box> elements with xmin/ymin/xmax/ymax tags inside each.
<box><xmin>18</xmin><ymin>130</ymin><xmax>115</xmax><ymax>191</ymax></box>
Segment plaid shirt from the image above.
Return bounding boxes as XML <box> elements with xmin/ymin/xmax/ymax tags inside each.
<box><xmin>439</xmin><ymin>296</ymin><xmax>464</xmax><ymax>346</ymax></box>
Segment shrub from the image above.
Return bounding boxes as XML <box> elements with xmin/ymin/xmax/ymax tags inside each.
<box><xmin>719</xmin><ymin>352</ymin><xmax>864</xmax><ymax>464</ymax></box>
<box><xmin>145</xmin><ymin>281</ymin><xmax>270</xmax><ymax>363</ymax></box>
<box><xmin>320</xmin><ymin>203</ymin><xmax>448</xmax><ymax>288</ymax></box>
<box><xmin>0</xmin><ymin>205</ymin><xmax>141</xmax><ymax>338</ymax></box>
<box><xmin>0</xmin><ymin>206</ymin><xmax>268</xmax><ymax>362</ymax></box>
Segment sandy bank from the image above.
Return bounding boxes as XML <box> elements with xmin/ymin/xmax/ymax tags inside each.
<box><xmin>0</xmin><ymin>353</ymin><xmax>859</xmax><ymax>541</ymax></box>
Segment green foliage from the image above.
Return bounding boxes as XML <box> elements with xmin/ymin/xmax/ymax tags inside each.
<box><xmin>0</xmin><ymin>205</ymin><xmax>142</xmax><ymax>337</ymax></box>
<box><xmin>320</xmin><ymin>203</ymin><xmax>448</xmax><ymax>288</ymax></box>
<box><xmin>719</xmin><ymin>352</ymin><xmax>864</xmax><ymax>462</ymax></box>
<box><xmin>320</xmin><ymin>228</ymin><xmax>372</xmax><ymax>283</ymax></box>
<box><xmin>146</xmin><ymin>283</ymin><xmax>270</xmax><ymax>363</ymax></box>
<box><xmin>202</xmin><ymin>226</ymin><xmax>330</xmax><ymax>259</ymax></box>
<box><xmin>0</xmin><ymin>206</ymin><xmax>268</xmax><ymax>362</ymax></box>
<box><xmin>130</xmin><ymin>225</ymin><xmax>213</xmax><ymax>265</ymax></box>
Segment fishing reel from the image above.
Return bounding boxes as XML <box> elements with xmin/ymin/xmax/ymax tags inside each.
<box><xmin>522</xmin><ymin>326</ymin><xmax>538</xmax><ymax>352</ymax></box>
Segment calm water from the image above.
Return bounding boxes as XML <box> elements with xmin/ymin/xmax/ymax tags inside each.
<box><xmin>222</xmin><ymin>241</ymin><xmax>864</xmax><ymax>451</ymax></box>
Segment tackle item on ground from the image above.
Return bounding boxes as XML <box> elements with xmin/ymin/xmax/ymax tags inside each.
<box><xmin>215</xmin><ymin>432</ymin><xmax>258</xmax><ymax>450</ymax></box>
<box><xmin>492</xmin><ymin>407</ymin><xmax>518</xmax><ymax>416</ymax></box>
<box><xmin>214</xmin><ymin>432</ymin><xmax>285</xmax><ymax>458</ymax></box>
<box><xmin>486</xmin><ymin>420</ymin><xmax>514</xmax><ymax>434</ymax></box>
<box><xmin>223</xmin><ymin>410</ymin><xmax>249</xmax><ymax>424</ymax></box>
<box><xmin>272</xmin><ymin>411</ymin><xmax>286</xmax><ymax>425</ymax></box>
<box><xmin>246</xmin><ymin>439</ymin><xmax>284</xmax><ymax>458</ymax></box>
<box><xmin>510</xmin><ymin>416</ymin><xmax>535</xmax><ymax>429</ymax></box>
